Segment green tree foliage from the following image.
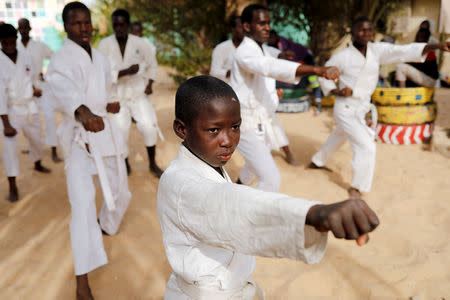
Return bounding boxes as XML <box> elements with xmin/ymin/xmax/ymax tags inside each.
<box><xmin>95</xmin><ymin>0</ymin><xmax>230</xmax><ymax>84</ymax></box>
<box><xmin>268</xmin><ymin>0</ymin><xmax>408</xmax><ymax>64</ymax></box>
<box><xmin>92</xmin><ymin>0</ymin><xmax>407</xmax><ymax>83</ymax></box>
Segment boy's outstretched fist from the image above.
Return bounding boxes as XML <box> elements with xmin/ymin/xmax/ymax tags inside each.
<box><xmin>305</xmin><ymin>199</ymin><xmax>379</xmax><ymax>246</ymax></box>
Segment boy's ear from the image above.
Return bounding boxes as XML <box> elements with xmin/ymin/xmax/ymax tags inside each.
<box><xmin>173</xmin><ymin>118</ymin><xmax>187</xmax><ymax>140</ymax></box>
<box><xmin>242</xmin><ymin>22</ymin><xmax>251</xmax><ymax>34</ymax></box>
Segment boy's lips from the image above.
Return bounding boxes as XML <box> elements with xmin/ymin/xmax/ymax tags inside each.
<box><xmin>218</xmin><ymin>152</ymin><xmax>233</xmax><ymax>161</ymax></box>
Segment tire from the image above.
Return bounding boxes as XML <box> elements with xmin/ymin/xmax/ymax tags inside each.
<box><xmin>372</xmin><ymin>87</ymin><xmax>434</xmax><ymax>106</ymax></box>
<box><xmin>376</xmin><ymin>102</ymin><xmax>437</xmax><ymax>125</ymax></box>
<box><xmin>276</xmin><ymin>95</ymin><xmax>311</xmax><ymax>113</ymax></box>
<box><xmin>312</xmin><ymin>95</ymin><xmax>335</xmax><ymax>107</ymax></box>
<box><xmin>375</xmin><ymin>123</ymin><xmax>434</xmax><ymax>144</ymax></box>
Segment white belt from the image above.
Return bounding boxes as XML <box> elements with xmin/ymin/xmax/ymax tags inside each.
<box><xmin>75</xmin><ymin>118</ymin><xmax>124</xmax><ymax>211</ymax></box>
<box><xmin>175</xmin><ymin>275</ymin><xmax>265</xmax><ymax>300</ymax></box>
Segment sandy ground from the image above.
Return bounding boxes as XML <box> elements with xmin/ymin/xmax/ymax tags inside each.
<box><xmin>0</xmin><ymin>67</ymin><xmax>449</xmax><ymax>299</ymax></box>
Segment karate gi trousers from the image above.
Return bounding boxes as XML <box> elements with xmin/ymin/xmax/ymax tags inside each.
<box><xmin>110</xmin><ymin>95</ymin><xmax>161</xmax><ymax>154</ymax></box>
<box><xmin>1</xmin><ymin>112</ymin><xmax>42</xmax><ymax>177</ymax></box>
<box><xmin>311</xmin><ymin>99</ymin><xmax>376</xmax><ymax>193</ymax></box>
<box><xmin>65</xmin><ymin>142</ymin><xmax>131</xmax><ymax>275</ymax></box>
<box><xmin>37</xmin><ymin>90</ymin><xmax>58</xmax><ymax>147</ymax></box>
<box><xmin>238</xmin><ymin>131</ymin><xmax>281</xmax><ymax>193</ymax></box>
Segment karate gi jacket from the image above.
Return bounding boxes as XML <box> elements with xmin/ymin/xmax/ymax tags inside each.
<box><xmin>210</xmin><ymin>39</ymin><xmax>237</xmax><ymax>82</ymax></box>
<box><xmin>17</xmin><ymin>39</ymin><xmax>53</xmax><ymax>85</ymax></box>
<box><xmin>319</xmin><ymin>42</ymin><xmax>427</xmax><ymax>106</ymax></box>
<box><xmin>157</xmin><ymin>145</ymin><xmax>327</xmax><ymax>298</ymax></box>
<box><xmin>46</xmin><ymin>39</ymin><xmax>126</xmax><ymax>160</ymax></box>
<box><xmin>98</xmin><ymin>34</ymin><xmax>158</xmax><ymax>101</ymax></box>
<box><xmin>0</xmin><ymin>49</ymin><xmax>37</xmax><ymax>116</ymax></box>
<box><xmin>230</xmin><ymin>37</ymin><xmax>299</xmax><ymax>149</ymax></box>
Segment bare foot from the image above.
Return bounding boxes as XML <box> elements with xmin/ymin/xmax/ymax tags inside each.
<box><xmin>34</xmin><ymin>161</ymin><xmax>51</xmax><ymax>173</ymax></box>
<box><xmin>52</xmin><ymin>154</ymin><xmax>63</xmax><ymax>163</ymax></box>
<box><xmin>150</xmin><ymin>164</ymin><xmax>164</xmax><ymax>178</ymax></box>
<box><xmin>284</xmin><ymin>152</ymin><xmax>299</xmax><ymax>166</ymax></box>
<box><xmin>307</xmin><ymin>162</ymin><xmax>333</xmax><ymax>172</ymax></box>
<box><xmin>7</xmin><ymin>187</ymin><xmax>19</xmax><ymax>202</ymax></box>
<box><xmin>76</xmin><ymin>274</ymin><xmax>95</xmax><ymax>300</ymax></box>
<box><xmin>348</xmin><ymin>187</ymin><xmax>362</xmax><ymax>200</ymax></box>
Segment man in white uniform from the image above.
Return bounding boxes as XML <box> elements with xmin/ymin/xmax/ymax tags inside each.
<box><xmin>230</xmin><ymin>4</ymin><xmax>339</xmax><ymax>192</ymax></box>
<box><xmin>0</xmin><ymin>23</ymin><xmax>51</xmax><ymax>202</ymax></box>
<box><xmin>158</xmin><ymin>75</ymin><xmax>379</xmax><ymax>299</ymax></box>
<box><xmin>45</xmin><ymin>3</ymin><xmax>131</xmax><ymax>299</ymax></box>
<box><xmin>310</xmin><ymin>17</ymin><xmax>450</xmax><ymax>199</ymax></box>
<box><xmin>210</xmin><ymin>15</ymin><xmax>244</xmax><ymax>82</ymax></box>
<box><xmin>98</xmin><ymin>9</ymin><xmax>163</xmax><ymax>177</ymax></box>
<box><xmin>17</xmin><ymin>18</ymin><xmax>62</xmax><ymax>162</ymax></box>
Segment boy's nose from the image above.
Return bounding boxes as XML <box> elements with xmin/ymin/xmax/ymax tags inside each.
<box><xmin>220</xmin><ymin>132</ymin><xmax>233</xmax><ymax>147</ymax></box>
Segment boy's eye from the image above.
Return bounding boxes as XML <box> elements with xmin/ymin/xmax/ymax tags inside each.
<box><xmin>208</xmin><ymin>128</ymin><xmax>219</xmax><ymax>133</ymax></box>
<box><xmin>232</xmin><ymin>124</ymin><xmax>240</xmax><ymax>130</ymax></box>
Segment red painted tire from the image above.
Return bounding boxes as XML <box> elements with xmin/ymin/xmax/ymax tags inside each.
<box><xmin>375</xmin><ymin>123</ymin><xmax>434</xmax><ymax>144</ymax></box>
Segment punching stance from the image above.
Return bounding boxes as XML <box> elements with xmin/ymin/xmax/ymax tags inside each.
<box><xmin>0</xmin><ymin>23</ymin><xmax>51</xmax><ymax>202</ymax></box>
<box><xmin>17</xmin><ymin>18</ymin><xmax>62</xmax><ymax>162</ymax></box>
<box><xmin>46</xmin><ymin>3</ymin><xmax>131</xmax><ymax>299</ymax></box>
<box><xmin>230</xmin><ymin>4</ymin><xmax>338</xmax><ymax>192</ymax></box>
<box><xmin>98</xmin><ymin>9</ymin><xmax>164</xmax><ymax>177</ymax></box>
<box><xmin>310</xmin><ymin>17</ymin><xmax>450</xmax><ymax>199</ymax></box>
<box><xmin>158</xmin><ymin>76</ymin><xmax>379</xmax><ymax>299</ymax></box>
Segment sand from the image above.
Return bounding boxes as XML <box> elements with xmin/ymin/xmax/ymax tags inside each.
<box><xmin>0</xmin><ymin>67</ymin><xmax>449</xmax><ymax>299</ymax></box>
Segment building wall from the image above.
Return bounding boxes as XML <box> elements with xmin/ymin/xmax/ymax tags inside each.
<box><xmin>0</xmin><ymin>0</ymin><xmax>70</xmax><ymax>50</ymax></box>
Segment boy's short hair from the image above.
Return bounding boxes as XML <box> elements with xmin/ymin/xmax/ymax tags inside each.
<box><xmin>131</xmin><ymin>21</ymin><xmax>142</xmax><ymax>28</ymax></box>
<box><xmin>175</xmin><ymin>75</ymin><xmax>239</xmax><ymax>125</ymax></box>
<box><xmin>0</xmin><ymin>23</ymin><xmax>17</xmax><ymax>39</ymax></box>
<box><xmin>229</xmin><ymin>15</ymin><xmax>241</xmax><ymax>28</ymax></box>
<box><xmin>62</xmin><ymin>1</ymin><xmax>90</xmax><ymax>24</ymax></box>
<box><xmin>112</xmin><ymin>9</ymin><xmax>130</xmax><ymax>24</ymax></box>
<box><xmin>241</xmin><ymin>4</ymin><xmax>268</xmax><ymax>25</ymax></box>
<box><xmin>351</xmin><ymin>16</ymin><xmax>372</xmax><ymax>34</ymax></box>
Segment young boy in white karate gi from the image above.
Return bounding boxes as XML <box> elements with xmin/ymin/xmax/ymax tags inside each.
<box><xmin>158</xmin><ymin>75</ymin><xmax>379</xmax><ymax>299</ymax></box>
<box><xmin>17</xmin><ymin>18</ymin><xmax>62</xmax><ymax>162</ymax></box>
<box><xmin>0</xmin><ymin>23</ymin><xmax>51</xmax><ymax>202</ymax></box>
<box><xmin>210</xmin><ymin>15</ymin><xmax>244</xmax><ymax>82</ymax></box>
<box><xmin>45</xmin><ymin>3</ymin><xmax>131</xmax><ymax>299</ymax></box>
<box><xmin>98</xmin><ymin>9</ymin><xmax>164</xmax><ymax>177</ymax></box>
<box><xmin>309</xmin><ymin>16</ymin><xmax>450</xmax><ymax>199</ymax></box>
<box><xmin>230</xmin><ymin>4</ymin><xmax>339</xmax><ymax>192</ymax></box>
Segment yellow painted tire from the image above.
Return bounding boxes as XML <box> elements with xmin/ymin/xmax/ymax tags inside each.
<box><xmin>312</xmin><ymin>95</ymin><xmax>335</xmax><ymax>107</ymax></box>
<box><xmin>372</xmin><ymin>87</ymin><xmax>434</xmax><ymax>106</ymax></box>
<box><xmin>376</xmin><ymin>102</ymin><xmax>437</xmax><ymax>125</ymax></box>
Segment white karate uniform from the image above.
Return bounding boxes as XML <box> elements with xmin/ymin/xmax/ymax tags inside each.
<box><xmin>98</xmin><ymin>34</ymin><xmax>162</xmax><ymax>155</ymax></box>
<box><xmin>46</xmin><ymin>39</ymin><xmax>131</xmax><ymax>275</ymax></box>
<box><xmin>230</xmin><ymin>37</ymin><xmax>300</xmax><ymax>192</ymax></box>
<box><xmin>210</xmin><ymin>39</ymin><xmax>237</xmax><ymax>82</ymax></box>
<box><xmin>158</xmin><ymin>145</ymin><xmax>327</xmax><ymax>300</ymax></box>
<box><xmin>0</xmin><ymin>49</ymin><xmax>42</xmax><ymax>177</ymax></box>
<box><xmin>18</xmin><ymin>39</ymin><xmax>57</xmax><ymax>146</ymax></box>
<box><xmin>314</xmin><ymin>42</ymin><xmax>426</xmax><ymax>192</ymax></box>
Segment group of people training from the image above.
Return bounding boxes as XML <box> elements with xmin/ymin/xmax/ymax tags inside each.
<box><xmin>1</xmin><ymin>2</ymin><xmax>449</xmax><ymax>300</ymax></box>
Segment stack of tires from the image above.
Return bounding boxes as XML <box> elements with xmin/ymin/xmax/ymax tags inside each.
<box><xmin>276</xmin><ymin>87</ymin><xmax>311</xmax><ymax>113</ymax></box>
<box><xmin>372</xmin><ymin>87</ymin><xmax>436</xmax><ymax>144</ymax></box>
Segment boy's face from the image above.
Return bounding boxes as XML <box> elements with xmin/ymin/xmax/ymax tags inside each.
<box><xmin>1</xmin><ymin>36</ymin><xmax>17</xmax><ymax>54</ymax></box>
<box><xmin>65</xmin><ymin>8</ymin><xmax>92</xmax><ymax>48</ymax></box>
<box><xmin>244</xmin><ymin>9</ymin><xmax>270</xmax><ymax>44</ymax></box>
<box><xmin>352</xmin><ymin>21</ymin><xmax>373</xmax><ymax>47</ymax></box>
<box><xmin>175</xmin><ymin>97</ymin><xmax>241</xmax><ymax>168</ymax></box>
<box><xmin>113</xmin><ymin>16</ymin><xmax>129</xmax><ymax>39</ymax></box>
